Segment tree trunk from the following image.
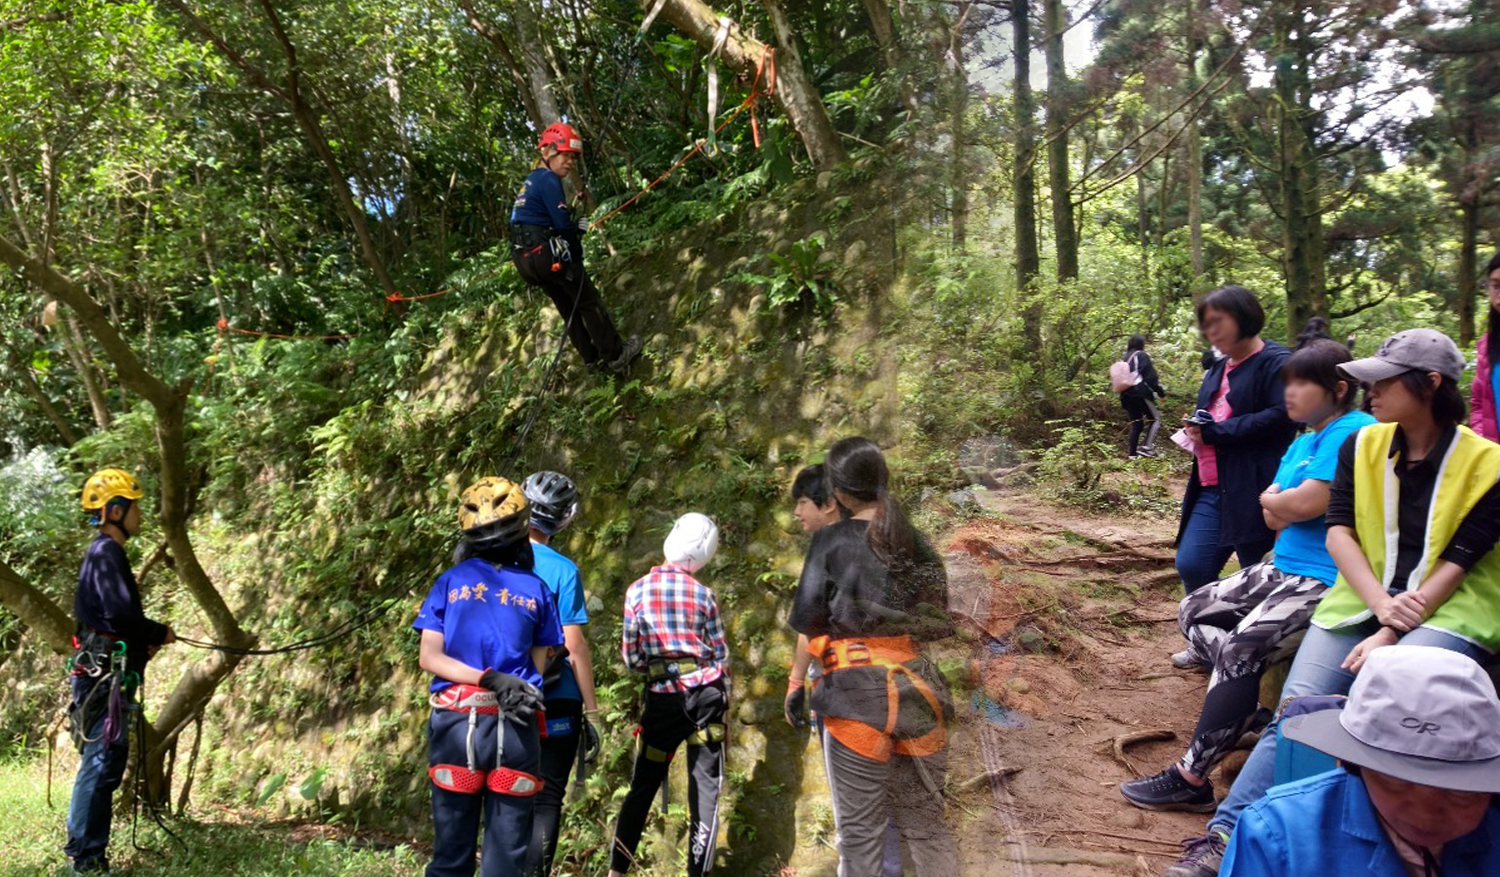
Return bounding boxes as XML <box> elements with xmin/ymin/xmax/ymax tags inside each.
<box><xmin>1276</xmin><ymin>11</ymin><xmax>1325</xmax><ymax>336</ymax></box>
<box><xmin>8</xmin><ymin>345</ymin><xmax>79</xmax><ymax>446</ymax></box>
<box><xmin>948</xmin><ymin>3</ymin><xmax>971</xmax><ymax>249</ymax></box>
<box><xmin>1013</xmin><ymin>0</ymin><xmax>1042</xmax><ymax>350</ymax></box>
<box><xmin>61</xmin><ymin>312</ymin><xmax>113</xmax><ymax>430</ymax></box>
<box><xmin>0</xmin><ymin>559</ymin><xmax>73</xmax><ymax>653</ymax></box>
<box><xmin>510</xmin><ymin>0</ymin><xmax>562</xmax><ymax>124</ymax></box>
<box><xmin>760</xmin><ymin>0</ymin><xmax>848</xmax><ymax>169</ymax></box>
<box><xmin>1043</xmin><ymin>0</ymin><xmax>1076</xmax><ymax>280</ymax></box>
<box><xmin>1184</xmin><ymin>0</ymin><xmax>1204</xmax><ymax>278</ymax></box>
<box><xmin>0</xmin><ymin>231</ymin><xmax>254</xmax><ymax>788</ymax></box>
<box><xmin>649</xmin><ymin>0</ymin><xmax>845</xmax><ymax>170</ymax></box>
<box><xmin>457</xmin><ymin>0</ymin><xmax>548</xmax><ymax>131</ymax></box>
<box><xmin>1458</xmin><ymin>200</ymin><xmax>1479</xmax><ymax>346</ymax></box>
<box><xmin>161</xmin><ymin>0</ymin><xmax>399</xmax><ymax>300</ymax></box>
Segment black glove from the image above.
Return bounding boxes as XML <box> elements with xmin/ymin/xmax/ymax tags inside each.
<box><xmin>479</xmin><ymin>670</ymin><xmax>542</xmax><ymax>718</ymax></box>
<box><xmin>784</xmin><ymin>683</ymin><xmax>807</xmax><ymax>728</ymax></box>
<box><xmin>581</xmin><ymin>714</ymin><xmax>601</xmax><ymax>765</ymax></box>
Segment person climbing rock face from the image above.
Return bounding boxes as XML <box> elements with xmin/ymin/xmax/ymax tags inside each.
<box><xmin>414</xmin><ymin>476</ymin><xmax>564</xmax><ymax>877</ymax></box>
<box><xmin>66</xmin><ymin>468</ymin><xmax>175</xmax><ymax>877</ymax></box>
<box><xmin>510</xmin><ymin>121</ymin><xmax>641</xmax><ymax>373</ymax></box>
<box><xmin>608</xmin><ymin>513</ymin><xmax>730</xmax><ymax>877</ymax></box>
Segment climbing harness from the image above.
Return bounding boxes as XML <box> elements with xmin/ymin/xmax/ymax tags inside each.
<box><xmin>808</xmin><ymin>634</ymin><xmax>952</xmax><ymax>762</ymax></box>
<box><xmin>428</xmin><ymin>684</ymin><xmax>545</xmax><ymax>797</ymax></box>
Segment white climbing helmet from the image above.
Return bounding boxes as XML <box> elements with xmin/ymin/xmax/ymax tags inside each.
<box><xmin>664</xmin><ymin>513</ymin><xmax>718</xmax><ymax>573</ymax></box>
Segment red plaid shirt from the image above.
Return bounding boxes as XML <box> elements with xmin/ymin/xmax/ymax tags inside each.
<box><xmin>622</xmin><ymin>564</ymin><xmax>728</xmax><ymax>693</ymax></box>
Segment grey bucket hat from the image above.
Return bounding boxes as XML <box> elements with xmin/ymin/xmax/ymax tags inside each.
<box><xmin>1337</xmin><ymin>328</ymin><xmax>1466</xmax><ymax>384</ymax></box>
<box><xmin>1282</xmin><ymin>645</ymin><xmax>1500</xmax><ymax>793</ymax></box>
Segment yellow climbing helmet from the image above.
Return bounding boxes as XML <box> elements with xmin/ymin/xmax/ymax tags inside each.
<box><xmin>81</xmin><ymin>468</ymin><xmax>144</xmax><ymax>511</ymax></box>
<box><xmin>458</xmin><ymin>476</ymin><xmax>530</xmax><ymax>546</ymax></box>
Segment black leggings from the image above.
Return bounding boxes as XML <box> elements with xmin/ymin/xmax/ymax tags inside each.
<box><xmin>1120</xmin><ymin>394</ymin><xmax>1161</xmax><ymax>455</ymax></box>
<box><xmin>513</xmin><ymin>245</ymin><xmax>623</xmax><ymax>365</ymax></box>
<box><xmin>526</xmin><ymin>700</ymin><xmax>582</xmax><ymax>877</ymax></box>
<box><xmin>610</xmin><ymin>683</ymin><xmax>727</xmax><ymax>876</ymax></box>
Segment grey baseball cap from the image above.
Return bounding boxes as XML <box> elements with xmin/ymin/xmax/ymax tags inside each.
<box><xmin>1337</xmin><ymin>328</ymin><xmax>1466</xmax><ymax>384</ymax></box>
<box><xmin>1282</xmin><ymin>645</ymin><xmax>1500</xmax><ymax>793</ymax></box>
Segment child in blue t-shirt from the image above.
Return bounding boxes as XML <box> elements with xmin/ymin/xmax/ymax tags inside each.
<box><xmin>1122</xmin><ymin>338</ymin><xmax>1374</xmax><ymax>813</ymax></box>
<box><xmin>413</xmin><ymin>477</ymin><xmax>564</xmax><ymax>877</ymax></box>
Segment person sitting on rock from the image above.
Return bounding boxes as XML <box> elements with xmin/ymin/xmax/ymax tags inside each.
<box><xmin>1121</xmin><ymin>338</ymin><xmax>1373</xmax><ymax>813</ymax></box>
<box><xmin>510</xmin><ymin>121</ymin><xmax>641</xmax><ymax>373</ymax></box>
<box><xmin>1160</xmin><ymin>328</ymin><xmax>1500</xmax><ymax>877</ymax></box>
<box><xmin>1223</xmin><ymin>645</ymin><xmax>1500</xmax><ymax>876</ymax></box>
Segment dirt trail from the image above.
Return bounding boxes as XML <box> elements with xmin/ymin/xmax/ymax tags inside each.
<box><xmin>939</xmin><ymin>485</ymin><xmax>1239</xmax><ymax>876</ymax></box>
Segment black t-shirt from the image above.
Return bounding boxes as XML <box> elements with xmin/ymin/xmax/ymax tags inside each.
<box><xmin>789</xmin><ymin>518</ymin><xmax>952</xmax><ymax>642</ymax></box>
<box><xmin>1326</xmin><ymin>427</ymin><xmax>1500</xmax><ymax>588</ymax></box>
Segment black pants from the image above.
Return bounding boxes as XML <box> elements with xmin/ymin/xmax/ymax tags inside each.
<box><xmin>427</xmin><ymin>708</ymin><xmax>542</xmax><ymax>877</ymax></box>
<box><xmin>1120</xmin><ymin>393</ymin><xmax>1161</xmax><ymax>455</ymax></box>
<box><xmin>513</xmin><ymin>245</ymin><xmax>624</xmax><ymax>366</ymax></box>
<box><xmin>525</xmin><ymin>699</ymin><xmax>582</xmax><ymax>877</ymax></box>
<box><xmin>610</xmin><ymin>682</ymin><xmax>728</xmax><ymax>876</ymax></box>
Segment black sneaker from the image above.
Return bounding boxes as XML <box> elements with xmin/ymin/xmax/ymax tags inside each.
<box><xmin>607</xmin><ymin>335</ymin><xmax>642</xmax><ymax>373</ymax></box>
<box><xmin>1120</xmin><ymin>766</ymin><xmax>1216</xmax><ymax>812</ymax></box>
<box><xmin>1138</xmin><ymin>447</ymin><xmax>1158</xmax><ymax>458</ymax></box>
<box><xmin>1162</xmin><ymin>829</ymin><xmax>1229</xmax><ymax>877</ymax></box>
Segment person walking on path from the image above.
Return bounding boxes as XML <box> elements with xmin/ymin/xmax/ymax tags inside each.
<box><xmin>1118</xmin><ymin>334</ymin><xmax>1169</xmax><ymax>459</ymax></box>
<box><xmin>1468</xmin><ymin>251</ymin><xmax>1500</xmax><ymax>442</ymax></box>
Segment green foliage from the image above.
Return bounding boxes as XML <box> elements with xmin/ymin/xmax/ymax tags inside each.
<box><xmin>729</xmin><ymin>233</ymin><xmax>837</xmax><ymax>314</ymax></box>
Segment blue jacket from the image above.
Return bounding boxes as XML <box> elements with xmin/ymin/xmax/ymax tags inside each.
<box><xmin>1177</xmin><ymin>339</ymin><xmax>1296</xmax><ymax>548</ymax></box>
<box><xmin>1222</xmin><ymin>770</ymin><xmax>1500</xmax><ymax>877</ymax></box>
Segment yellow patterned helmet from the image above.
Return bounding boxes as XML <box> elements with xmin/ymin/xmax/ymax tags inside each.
<box><xmin>458</xmin><ymin>476</ymin><xmax>530</xmax><ymax>547</ymax></box>
<box><xmin>81</xmin><ymin>468</ymin><xmax>144</xmax><ymax>512</ymax></box>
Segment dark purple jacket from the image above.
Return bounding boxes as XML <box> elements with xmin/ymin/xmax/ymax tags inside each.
<box><xmin>1176</xmin><ymin>340</ymin><xmax>1297</xmax><ymax>548</ymax></box>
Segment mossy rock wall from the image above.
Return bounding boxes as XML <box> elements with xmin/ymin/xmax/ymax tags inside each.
<box><xmin>169</xmin><ymin>171</ymin><xmax>898</xmax><ymax>875</ymax></box>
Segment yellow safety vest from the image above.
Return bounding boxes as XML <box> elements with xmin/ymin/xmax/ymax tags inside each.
<box><xmin>1312</xmin><ymin>423</ymin><xmax>1500</xmax><ymax>650</ymax></box>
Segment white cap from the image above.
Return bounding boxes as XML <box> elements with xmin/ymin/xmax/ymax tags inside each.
<box><xmin>664</xmin><ymin>513</ymin><xmax>718</xmax><ymax>573</ymax></box>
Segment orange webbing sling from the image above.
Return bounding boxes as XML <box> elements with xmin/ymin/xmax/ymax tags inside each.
<box><xmin>808</xmin><ymin>635</ymin><xmax>948</xmax><ymax>762</ymax></box>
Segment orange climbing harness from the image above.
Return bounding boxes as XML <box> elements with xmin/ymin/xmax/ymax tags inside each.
<box><xmin>808</xmin><ymin>634</ymin><xmax>949</xmax><ymax>762</ymax></box>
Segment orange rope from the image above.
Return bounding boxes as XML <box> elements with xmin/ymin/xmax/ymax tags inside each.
<box><xmin>214</xmin><ymin>317</ymin><xmax>355</xmax><ymax>342</ymax></box>
<box><xmin>594</xmin><ymin>45</ymin><xmax>775</xmax><ymax>230</ymax></box>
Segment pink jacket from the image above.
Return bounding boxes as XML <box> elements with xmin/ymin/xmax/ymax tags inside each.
<box><xmin>1473</xmin><ymin>333</ymin><xmax>1499</xmax><ymax>441</ymax></box>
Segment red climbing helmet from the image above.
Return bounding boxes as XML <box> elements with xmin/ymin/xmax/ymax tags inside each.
<box><xmin>538</xmin><ymin>121</ymin><xmax>583</xmax><ymax>155</ymax></box>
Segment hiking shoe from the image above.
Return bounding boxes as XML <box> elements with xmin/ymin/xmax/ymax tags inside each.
<box><xmin>1138</xmin><ymin>447</ymin><xmax>1158</xmax><ymax>458</ymax></box>
<box><xmin>1120</xmin><ymin>766</ymin><xmax>1216</xmax><ymax>812</ymax></box>
<box><xmin>607</xmin><ymin>335</ymin><xmax>642</xmax><ymax>373</ymax></box>
<box><xmin>1161</xmin><ymin>829</ymin><xmax>1229</xmax><ymax>877</ymax></box>
<box><xmin>1171</xmin><ymin>647</ymin><xmax>1210</xmax><ymax>672</ymax></box>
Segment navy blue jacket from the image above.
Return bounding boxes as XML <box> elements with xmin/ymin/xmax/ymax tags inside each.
<box><xmin>510</xmin><ymin>167</ymin><xmax>584</xmax><ymax>261</ymax></box>
<box><xmin>1177</xmin><ymin>340</ymin><xmax>1297</xmax><ymax>548</ymax></box>
<box><xmin>75</xmin><ymin>535</ymin><xmax>169</xmax><ymax>674</ymax></box>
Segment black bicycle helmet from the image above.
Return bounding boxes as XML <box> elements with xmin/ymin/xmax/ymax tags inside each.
<box><xmin>522</xmin><ymin>471</ymin><xmax>579</xmax><ymax>536</ymax></box>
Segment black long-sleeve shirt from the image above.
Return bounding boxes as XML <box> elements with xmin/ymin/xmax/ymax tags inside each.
<box><xmin>75</xmin><ymin>535</ymin><xmax>169</xmax><ymax>673</ymax></box>
<box><xmin>1122</xmin><ymin>350</ymin><xmax>1167</xmax><ymax>400</ymax></box>
<box><xmin>789</xmin><ymin>519</ymin><xmax>953</xmax><ymax>642</ymax></box>
<box><xmin>1326</xmin><ymin>427</ymin><xmax>1500</xmax><ymax>589</ymax></box>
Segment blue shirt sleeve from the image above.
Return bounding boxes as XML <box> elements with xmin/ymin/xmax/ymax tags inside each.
<box><xmin>412</xmin><ymin>577</ymin><xmax>448</xmax><ymax>634</ymax></box>
<box><xmin>554</xmin><ymin>566</ymin><xmax>589</xmax><ymax>628</ymax></box>
<box><xmin>1221</xmin><ymin>806</ymin><xmax>1286</xmax><ymax>877</ymax></box>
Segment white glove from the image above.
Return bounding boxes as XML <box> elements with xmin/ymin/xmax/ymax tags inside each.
<box><xmin>577</xmin><ymin>218</ymin><xmax>590</xmax><ymax>234</ymax></box>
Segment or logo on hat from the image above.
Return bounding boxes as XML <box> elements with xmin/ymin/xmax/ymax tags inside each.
<box><xmin>1400</xmin><ymin>716</ymin><xmax>1442</xmax><ymax>735</ymax></box>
